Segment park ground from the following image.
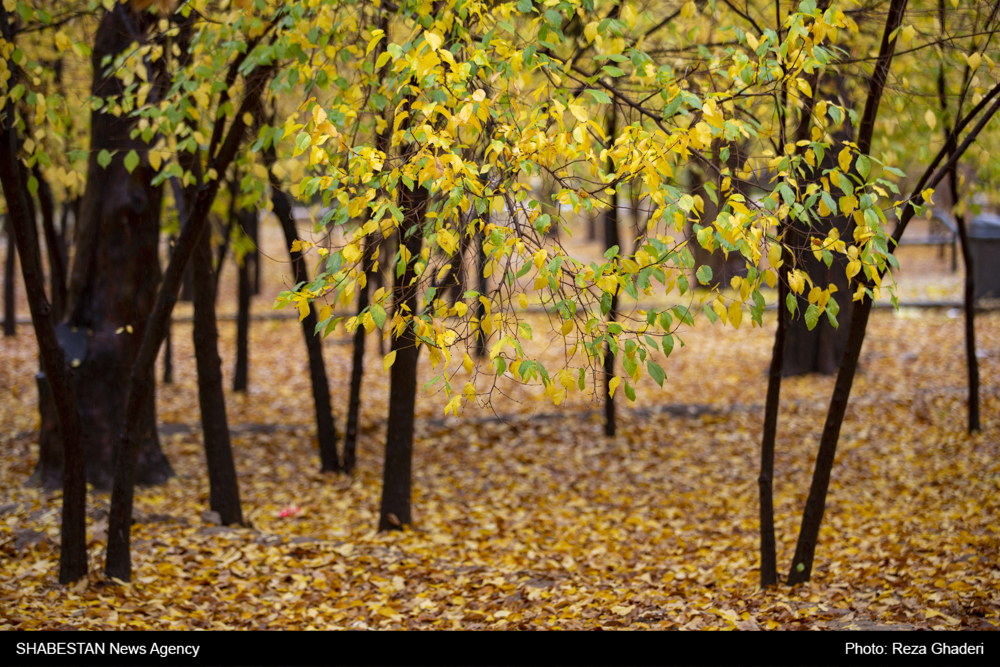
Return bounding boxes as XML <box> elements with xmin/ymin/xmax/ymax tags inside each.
<box><xmin>0</xmin><ymin>218</ymin><xmax>998</xmax><ymax>629</ymax></box>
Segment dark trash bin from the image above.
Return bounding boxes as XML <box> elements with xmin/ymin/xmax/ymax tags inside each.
<box><xmin>968</xmin><ymin>213</ymin><xmax>1000</xmax><ymax>300</ymax></box>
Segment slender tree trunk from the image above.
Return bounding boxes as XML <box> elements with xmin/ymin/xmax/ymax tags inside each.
<box><xmin>0</xmin><ymin>5</ymin><xmax>86</xmax><ymax>584</ymax></box>
<box><xmin>344</xmin><ymin>231</ymin><xmax>374</xmax><ymax>474</ymax></box>
<box><xmin>603</xmin><ymin>105</ymin><xmax>619</xmax><ymax>437</ymax></box>
<box><xmin>191</xmin><ymin>219</ymin><xmax>243</xmax><ymax>525</ymax></box>
<box><xmin>162</xmin><ymin>235</ymin><xmax>176</xmax><ymax>384</ymax></box>
<box><xmin>474</xmin><ymin>225</ymin><xmax>488</xmax><ymax>358</ymax></box>
<box><xmin>105</xmin><ymin>60</ymin><xmax>270</xmax><ymax>581</ymax></box>
<box><xmin>787</xmin><ymin>0</ymin><xmax>909</xmax><ymax>585</ymax></box>
<box><xmin>270</xmin><ymin>170</ymin><xmax>340</xmax><ymax>472</ymax></box>
<box><xmin>952</xmin><ymin>174</ymin><xmax>980</xmax><ymax>433</ymax></box>
<box><xmin>936</xmin><ymin>3</ymin><xmax>980</xmax><ymax>434</ymax></box>
<box><xmin>759</xmin><ymin>269</ymin><xmax>788</xmax><ymax>587</ymax></box>
<box><xmin>378</xmin><ymin>179</ymin><xmax>428</xmax><ymax>531</ymax></box>
<box><xmin>33</xmin><ymin>166</ymin><xmax>67</xmax><ymax>321</ymax></box>
<box><xmin>3</xmin><ymin>219</ymin><xmax>14</xmax><ymax>336</ymax></box>
<box><xmin>233</xmin><ymin>209</ymin><xmax>254</xmax><ymax>393</ymax></box>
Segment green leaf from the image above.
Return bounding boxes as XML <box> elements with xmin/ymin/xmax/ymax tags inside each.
<box><xmin>856</xmin><ymin>155</ymin><xmax>870</xmax><ymax>181</ymax></box>
<box><xmin>786</xmin><ymin>292</ymin><xmax>797</xmax><ymax>316</ymax></box>
<box><xmin>647</xmin><ymin>361</ymin><xmax>665</xmax><ymax>387</ymax></box>
<box><xmin>587</xmin><ymin>89</ymin><xmax>612</xmax><ymax>104</ymax></box>
<box><xmin>662</xmin><ymin>334</ymin><xmax>674</xmax><ymax>357</ymax></box>
<box><xmin>123</xmin><ymin>149</ymin><xmax>140</xmax><ymax>174</ymax></box>
<box><xmin>696</xmin><ymin>265</ymin><xmax>713</xmax><ymax>285</ymax></box>
<box><xmin>26</xmin><ymin>176</ymin><xmax>38</xmax><ymax>197</ymax></box>
<box><xmin>804</xmin><ymin>304</ymin><xmax>820</xmax><ymax>330</ymax></box>
<box><xmin>97</xmin><ymin>149</ymin><xmax>112</xmax><ymax>169</ymax></box>
<box><xmin>602</xmin><ymin>65</ymin><xmax>625</xmax><ymax>77</ymax></box>
<box><xmin>624</xmin><ymin>381</ymin><xmax>636</xmax><ymax>402</ymax></box>
<box><xmin>371</xmin><ymin>304</ymin><xmax>387</xmax><ymax>328</ymax></box>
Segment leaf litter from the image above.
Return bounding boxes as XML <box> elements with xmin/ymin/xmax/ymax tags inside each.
<box><xmin>0</xmin><ymin>233</ymin><xmax>997</xmax><ymax>630</ymax></box>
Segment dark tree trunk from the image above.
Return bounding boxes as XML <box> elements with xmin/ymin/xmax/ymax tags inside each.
<box><xmin>787</xmin><ymin>0</ymin><xmax>908</xmax><ymax>585</ymax></box>
<box><xmin>3</xmin><ymin>218</ymin><xmax>14</xmax><ymax>336</ymax></box>
<box><xmin>603</xmin><ymin>105</ymin><xmax>619</xmax><ymax>437</ymax></box>
<box><xmin>233</xmin><ymin>205</ymin><xmax>255</xmax><ymax>393</ymax></box>
<box><xmin>781</xmin><ymin>222</ymin><xmax>854</xmax><ymax>375</ymax></box>
<box><xmin>343</xmin><ymin>231</ymin><xmax>374</xmax><ymax>474</ymax></box>
<box><xmin>33</xmin><ymin>166</ymin><xmax>67</xmax><ymax>321</ymax></box>
<box><xmin>759</xmin><ymin>262</ymin><xmax>788</xmax><ymax>588</ymax></box>
<box><xmin>0</xmin><ymin>4</ymin><xmax>86</xmax><ymax>584</ymax></box>
<box><xmin>936</xmin><ymin>4</ymin><xmax>980</xmax><ymax>434</ymax></box>
<box><xmin>191</xmin><ymin>219</ymin><xmax>243</xmax><ymax>525</ymax></box>
<box><xmin>474</xmin><ymin>226</ymin><xmax>488</xmax><ymax>358</ymax></box>
<box><xmin>378</xmin><ymin>179</ymin><xmax>428</xmax><ymax>531</ymax></box>
<box><xmin>38</xmin><ymin>4</ymin><xmax>173</xmax><ymax>490</ymax></box>
<box><xmin>270</xmin><ymin>170</ymin><xmax>340</xmax><ymax>472</ymax></box>
<box><xmin>105</xmin><ymin>57</ymin><xmax>270</xmax><ymax>581</ymax></box>
<box><xmin>954</xmin><ymin>186</ymin><xmax>980</xmax><ymax>433</ymax></box>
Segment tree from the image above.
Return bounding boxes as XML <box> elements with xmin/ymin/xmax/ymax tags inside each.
<box><xmin>0</xmin><ymin>2</ymin><xmax>86</xmax><ymax>584</ymax></box>
<box><xmin>34</xmin><ymin>2</ymin><xmax>173</xmax><ymax>489</ymax></box>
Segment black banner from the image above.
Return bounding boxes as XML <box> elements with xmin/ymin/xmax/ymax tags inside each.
<box><xmin>3</xmin><ymin>630</ymin><xmax>998</xmax><ymax>666</ymax></box>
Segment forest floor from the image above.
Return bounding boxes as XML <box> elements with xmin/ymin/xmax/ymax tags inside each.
<box><xmin>0</xmin><ymin>223</ymin><xmax>998</xmax><ymax>630</ymax></box>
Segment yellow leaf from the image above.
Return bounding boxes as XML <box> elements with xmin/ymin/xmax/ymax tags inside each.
<box><xmin>567</xmin><ymin>101</ymin><xmax>588</xmax><ymax>124</ymax></box>
<box><xmin>968</xmin><ymin>52</ymin><xmax>982</xmax><ymax>70</ymax></box>
<box><xmin>424</xmin><ymin>31</ymin><xmax>443</xmax><ymax>52</ymax></box>
<box><xmin>900</xmin><ymin>25</ymin><xmax>916</xmax><ymax>45</ymax></box>
<box><xmin>297</xmin><ymin>298</ymin><xmax>310</xmax><ymax>322</ymax></box>
<box><xmin>561</xmin><ymin>320</ymin><xmax>574</xmax><ymax>336</ymax></box>
<box><xmin>438</xmin><ymin>229</ymin><xmax>457</xmax><ymax>255</ymax></box>
<box><xmin>584</xmin><ymin>22</ymin><xmax>599</xmax><ymax>44</ymax></box>
<box><xmin>518</xmin><ymin>293</ymin><xmax>528</xmax><ymax>309</ymax></box>
<box><xmin>463</xmin><ymin>382</ymin><xmax>476</xmax><ymax>402</ymax></box>
<box><xmin>463</xmin><ymin>353</ymin><xmax>474</xmax><ymax>374</ymax></box>
<box><xmin>925</xmin><ymin>109</ymin><xmax>937</xmax><ymax>130</ymax></box>
<box><xmin>608</xmin><ymin>376</ymin><xmax>621</xmax><ymax>399</ymax></box>
<box><xmin>611</xmin><ymin>604</ymin><xmax>635</xmax><ymax>616</ymax></box>
<box><xmin>382</xmin><ymin>350</ymin><xmax>397</xmax><ymax>373</ymax></box>
<box><xmin>746</xmin><ymin>33</ymin><xmax>759</xmax><ymax>51</ymax></box>
<box><xmin>838</xmin><ymin>147</ymin><xmax>852</xmax><ymax>173</ymax></box>
<box><xmin>148</xmin><ymin>150</ymin><xmax>161</xmax><ymax>171</ymax></box>
<box><xmin>727</xmin><ymin>302</ymin><xmax>743</xmax><ymax>328</ymax></box>
<box><xmin>318</xmin><ymin>304</ymin><xmax>332</xmax><ymax>322</ymax></box>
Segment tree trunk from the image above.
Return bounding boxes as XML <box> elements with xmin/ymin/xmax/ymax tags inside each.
<box><xmin>191</xmin><ymin>219</ymin><xmax>243</xmax><ymax>525</ymax></box>
<box><xmin>474</xmin><ymin>225</ymin><xmax>488</xmax><ymax>358</ymax></box>
<box><xmin>343</xmin><ymin>231</ymin><xmax>374</xmax><ymax>474</ymax></box>
<box><xmin>105</xmin><ymin>56</ymin><xmax>269</xmax><ymax>581</ymax></box>
<box><xmin>603</xmin><ymin>105</ymin><xmax>619</xmax><ymax>437</ymax></box>
<box><xmin>787</xmin><ymin>0</ymin><xmax>908</xmax><ymax>585</ymax></box>
<box><xmin>3</xmin><ymin>219</ymin><xmax>14</xmax><ymax>336</ymax></box>
<box><xmin>936</xmin><ymin>4</ymin><xmax>980</xmax><ymax>434</ymax></box>
<box><xmin>270</xmin><ymin>172</ymin><xmax>340</xmax><ymax>472</ymax></box>
<box><xmin>38</xmin><ymin>4</ymin><xmax>173</xmax><ymax>490</ymax></box>
<box><xmin>0</xmin><ymin>4</ymin><xmax>86</xmax><ymax>584</ymax></box>
<box><xmin>759</xmin><ymin>261</ymin><xmax>788</xmax><ymax>588</ymax></box>
<box><xmin>33</xmin><ymin>166</ymin><xmax>67</xmax><ymax>321</ymax></box>
<box><xmin>233</xmin><ymin>206</ymin><xmax>255</xmax><ymax>393</ymax></box>
<box><xmin>782</xmin><ymin>217</ymin><xmax>854</xmax><ymax>376</ymax></box>
<box><xmin>378</xmin><ymin>179</ymin><xmax>428</xmax><ymax>531</ymax></box>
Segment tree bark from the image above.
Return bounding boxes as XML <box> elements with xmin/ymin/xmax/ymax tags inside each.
<box><xmin>33</xmin><ymin>166</ymin><xmax>67</xmax><ymax>321</ymax></box>
<box><xmin>37</xmin><ymin>3</ymin><xmax>173</xmax><ymax>490</ymax></box>
<box><xmin>0</xmin><ymin>4</ymin><xmax>86</xmax><ymax>584</ymax></box>
<box><xmin>3</xmin><ymin>218</ymin><xmax>14</xmax><ymax>336</ymax></box>
<box><xmin>191</xmin><ymin>218</ymin><xmax>243</xmax><ymax>525</ymax></box>
<box><xmin>105</xmin><ymin>57</ymin><xmax>271</xmax><ymax>581</ymax></box>
<box><xmin>603</xmin><ymin>105</ymin><xmax>619</xmax><ymax>437</ymax></box>
<box><xmin>270</xmin><ymin>170</ymin><xmax>340</xmax><ymax>472</ymax></box>
<box><xmin>233</xmin><ymin>205</ymin><xmax>255</xmax><ymax>393</ymax></box>
<box><xmin>378</xmin><ymin>179</ymin><xmax>428</xmax><ymax>531</ymax></box>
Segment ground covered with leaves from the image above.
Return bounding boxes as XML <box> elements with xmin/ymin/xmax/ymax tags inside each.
<box><xmin>1</xmin><ymin>226</ymin><xmax>998</xmax><ymax>630</ymax></box>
